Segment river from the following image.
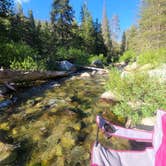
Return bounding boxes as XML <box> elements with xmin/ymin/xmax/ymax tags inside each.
<box><xmin>0</xmin><ymin>71</ymin><xmax>130</xmax><ymax>166</ymax></box>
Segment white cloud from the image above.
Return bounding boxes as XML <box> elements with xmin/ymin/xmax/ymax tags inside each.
<box><xmin>15</xmin><ymin>0</ymin><xmax>31</xmax><ymax>4</ymax></box>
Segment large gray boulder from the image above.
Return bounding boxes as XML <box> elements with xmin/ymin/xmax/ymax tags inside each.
<box><xmin>148</xmin><ymin>64</ymin><xmax>166</xmax><ymax>82</ymax></box>
<box><xmin>91</xmin><ymin>60</ymin><xmax>104</xmax><ymax>68</ymax></box>
<box><xmin>59</xmin><ymin>61</ymin><xmax>76</xmax><ymax>71</ymax></box>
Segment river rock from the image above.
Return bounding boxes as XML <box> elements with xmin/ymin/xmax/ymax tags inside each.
<box><xmin>100</xmin><ymin>91</ymin><xmax>119</xmax><ymax>104</ymax></box>
<box><xmin>0</xmin><ymin>86</ymin><xmax>8</xmax><ymax>95</ymax></box>
<box><xmin>80</xmin><ymin>72</ymin><xmax>91</xmax><ymax>78</ymax></box>
<box><xmin>91</xmin><ymin>60</ymin><xmax>104</xmax><ymax>68</ymax></box>
<box><xmin>59</xmin><ymin>61</ymin><xmax>76</xmax><ymax>71</ymax></box>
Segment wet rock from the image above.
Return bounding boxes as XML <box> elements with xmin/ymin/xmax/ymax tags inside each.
<box><xmin>0</xmin><ymin>99</ymin><xmax>13</xmax><ymax>110</ymax></box>
<box><xmin>0</xmin><ymin>86</ymin><xmax>8</xmax><ymax>95</ymax></box>
<box><xmin>100</xmin><ymin>91</ymin><xmax>119</xmax><ymax>104</ymax></box>
<box><xmin>59</xmin><ymin>60</ymin><xmax>76</xmax><ymax>71</ymax></box>
<box><xmin>80</xmin><ymin>72</ymin><xmax>91</xmax><ymax>78</ymax></box>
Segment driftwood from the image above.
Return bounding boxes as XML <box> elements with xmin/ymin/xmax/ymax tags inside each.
<box><xmin>0</xmin><ymin>70</ymin><xmax>69</xmax><ymax>84</ymax></box>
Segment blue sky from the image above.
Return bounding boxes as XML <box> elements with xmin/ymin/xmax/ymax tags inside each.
<box><xmin>15</xmin><ymin>0</ymin><xmax>139</xmax><ymax>32</ymax></box>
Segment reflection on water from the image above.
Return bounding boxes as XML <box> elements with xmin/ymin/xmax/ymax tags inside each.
<box><xmin>0</xmin><ymin>73</ymin><xmax>130</xmax><ymax>166</ymax></box>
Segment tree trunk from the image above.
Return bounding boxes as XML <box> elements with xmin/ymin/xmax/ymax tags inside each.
<box><xmin>0</xmin><ymin>70</ymin><xmax>69</xmax><ymax>84</ymax></box>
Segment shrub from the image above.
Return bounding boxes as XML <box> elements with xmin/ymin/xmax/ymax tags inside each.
<box><xmin>106</xmin><ymin>68</ymin><xmax>166</xmax><ymax>124</ymax></box>
<box><xmin>55</xmin><ymin>47</ymin><xmax>89</xmax><ymax>65</ymax></box>
<box><xmin>137</xmin><ymin>48</ymin><xmax>166</xmax><ymax>66</ymax></box>
<box><xmin>119</xmin><ymin>50</ymin><xmax>136</xmax><ymax>63</ymax></box>
<box><xmin>0</xmin><ymin>42</ymin><xmax>38</xmax><ymax>68</ymax></box>
<box><xmin>10</xmin><ymin>56</ymin><xmax>38</xmax><ymax>70</ymax></box>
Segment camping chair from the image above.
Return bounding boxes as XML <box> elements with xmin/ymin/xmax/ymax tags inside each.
<box><xmin>91</xmin><ymin>110</ymin><xmax>166</xmax><ymax>166</ymax></box>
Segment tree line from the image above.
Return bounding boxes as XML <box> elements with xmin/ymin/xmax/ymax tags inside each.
<box><xmin>0</xmin><ymin>0</ymin><xmax>165</xmax><ymax>70</ymax></box>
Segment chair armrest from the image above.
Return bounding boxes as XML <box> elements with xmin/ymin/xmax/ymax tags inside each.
<box><xmin>96</xmin><ymin>116</ymin><xmax>153</xmax><ymax>142</ymax></box>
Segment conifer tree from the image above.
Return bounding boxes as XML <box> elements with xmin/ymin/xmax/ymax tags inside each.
<box><xmin>139</xmin><ymin>0</ymin><xmax>166</xmax><ymax>50</ymax></box>
<box><xmin>80</xmin><ymin>2</ymin><xmax>95</xmax><ymax>54</ymax></box>
<box><xmin>120</xmin><ymin>31</ymin><xmax>126</xmax><ymax>54</ymax></box>
<box><xmin>51</xmin><ymin>0</ymin><xmax>74</xmax><ymax>46</ymax></box>
<box><xmin>101</xmin><ymin>1</ymin><xmax>112</xmax><ymax>57</ymax></box>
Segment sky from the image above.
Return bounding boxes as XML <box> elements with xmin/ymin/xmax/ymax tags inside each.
<box><xmin>14</xmin><ymin>0</ymin><xmax>140</xmax><ymax>32</ymax></box>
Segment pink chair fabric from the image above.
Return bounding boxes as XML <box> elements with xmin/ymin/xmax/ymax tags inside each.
<box><xmin>155</xmin><ymin>114</ymin><xmax>166</xmax><ymax>166</ymax></box>
<box><xmin>91</xmin><ymin>110</ymin><xmax>166</xmax><ymax>166</ymax></box>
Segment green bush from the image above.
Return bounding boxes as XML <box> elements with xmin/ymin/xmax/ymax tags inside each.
<box><xmin>119</xmin><ymin>50</ymin><xmax>136</xmax><ymax>63</ymax></box>
<box><xmin>106</xmin><ymin>68</ymin><xmax>166</xmax><ymax>124</ymax></box>
<box><xmin>55</xmin><ymin>47</ymin><xmax>89</xmax><ymax>65</ymax></box>
<box><xmin>0</xmin><ymin>42</ymin><xmax>38</xmax><ymax>68</ymax></box>
<box><xmin>137</xmin><ymin>48</ymin><xmax>166</xmax><ymax>66</ymax></box>
<box><xmin>10</xmin><ymin>56</ymin><xmax>38</xmax><ymax>70</ymax></box>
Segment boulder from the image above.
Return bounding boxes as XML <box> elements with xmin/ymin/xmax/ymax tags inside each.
<box><xmin>100</xmin><ymin>91</ymin><xmax>119</xmax><ymax>104</ymax></box>
<box><xmin>59</xmin><ymin>61</ymin><xmax>76</xmax><ymax>71</ymax></box>
<box><xmin>80</xmin><ymin>72</ymin><xmax>91</xmax><ymax>78</ymax></box>
<box><xmin>148</xmin><ymin>64</ymin><xmax>166</xmax><ymax>82</ymax></box>
<box><xmin>124</xmin><ymin>62</ymin><xmax>138</xmax><ymax>71</ymax></box>
<box><xmin>91</xmin><ymin>60</ymin><xmax>104</xmax><ymax>68</ymax></box>
<box><xmin>140</xmin><ymin>117</ymin><xmax>156</xmax><ymax>126</ymax></box>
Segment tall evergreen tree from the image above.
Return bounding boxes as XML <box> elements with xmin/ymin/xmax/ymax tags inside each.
<box><xmin>51</xmin><ymin>0</ymin><xmax>74</xmax><ymax>46</ymax></box>
<box><xmin>27</xmin><ymin>10</ymin><xmax>37</xmax><ymax>47</ymax></box>
<box><xmin>120</xmin><ymin>31</ymin><xmax>126</xmax><ymax>54</ymax></box>
<box><xmin>80</xmin><ymin>2</ymin><xmax>96</xmax><ymax>54</ymax></box>
<box><xmin>139</xmin><ymin>0</ymin><xmax>166</xmax><ymax>50</ymax></box>
<box><xmin>93</xmin><ymin>19</ymin><xmax>107</xmax><ymax>55</ymax></box>
<box><xmin>126</xmin><ymin>25</ymin><xmax>138</xmax><ymax>51</ymax></box>
<box><xmin>101</xmin><ymin>1</ymin><xmax>112</xmax><ymax>57</ymax></box>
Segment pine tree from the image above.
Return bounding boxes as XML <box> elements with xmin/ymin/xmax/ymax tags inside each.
<box><xmin>101</xmin><ymin>1</ymin><xmax>112</xmax><ymax>57</ymax></box>
<box><xmin>51</xmin><ymin>0</ymin><xmax>74</xmax><ymax>46</ymax></box>
<box><xmin>139</xmin><ymin>0</ymin><xmax>166</xmax><ymax>50</ymax></box>
<box><xmin>120</xmin><ymin>31</ymin><xmax>126</xmax><ymax>54</ymax></box>
<box><xmin>80</xmin><ymin>2</ymin><xmax>95</xmax><ymax>54</ymax></box>
<box><xmin>126</xmin><ymin>25</ymin><xmax>138</xmax><ymax>52</ymax></box>
<box><xmin>27</xmin><ymin>10</ymin><xmax>37</xmax><ymax>47</ymax></box>
<box><xmin>93</xmin><ymin>19</ymin><xmax>107</xmax><ymax>55</ymax></box>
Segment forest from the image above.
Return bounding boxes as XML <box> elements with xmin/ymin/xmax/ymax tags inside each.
<box><xmin>0</xmin><ymin>0</ymin><xmax>166</xmax><ymax>165</ymax></box>
<box><xmin>0</xmin><ymin>0</ymin><xmax>164</xmax><ymax>71</ymax></box>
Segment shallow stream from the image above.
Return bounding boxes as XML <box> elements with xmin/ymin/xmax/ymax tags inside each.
<box><xmin>0</xmin><ymin>72</ymin><xmax>130</xmax><ymax>166</ymax></box>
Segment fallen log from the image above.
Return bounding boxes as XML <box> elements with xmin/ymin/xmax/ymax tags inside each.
<box><xmin>0</xmin><ymin>70</ymin><xmax>69</xmax><ymax>84</ymax></box>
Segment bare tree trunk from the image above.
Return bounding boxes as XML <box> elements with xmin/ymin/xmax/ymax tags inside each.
<box><xmin>0</xmin><ymin>70</ymin><xmax>69</xmax><ymax>84</ymax></box>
